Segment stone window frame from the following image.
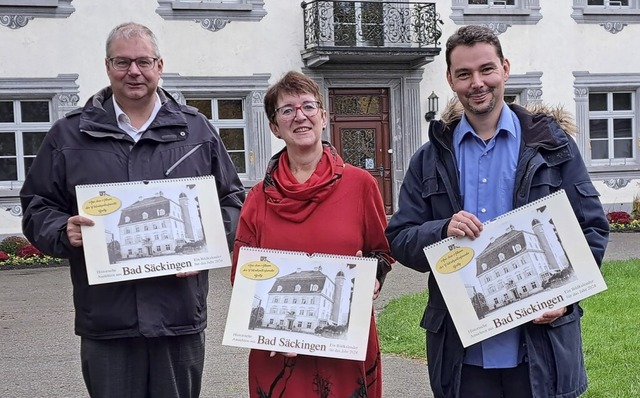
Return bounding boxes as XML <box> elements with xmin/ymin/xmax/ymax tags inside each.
<box><xmin>573</xmin><ymin>71</ymin><xmax>640</xmax><ymax>179</ymax></box>
<box><xmin>450</xmin><ymin>0</ymin><xmax>542</xmax><ymax>34</ymax></box>
<box><xmin>156</xmin><ymin>0</ymin><xmax>266</xmax><ymax>32</ymax></box>
<box><xmin>448</xmin><ymin>71</ymin><xmax>542</xmax><ymax>115</ymax></box>
<box><xmin>161</xmin><ymin>73</ymin><xmax>271</xmax><ymax>187</ymax></box>
<box><xmin>0</xmin><ymin>74</ymin><xmax>79</xmax><ymax>212</ymax></box>
<box><xmin>506</xmin><ymin>72</ymin><xmax>543</xmax><ymax>104</ymax></box>
<box><xmin>571</xmin><ymin>0</ymin><xmax>640</xmax><ymax>34</ymax></box>
<box><xmin>0</xmin><ymin>0</ymin><xmax>74</xmax><ymax>29</ymax></box>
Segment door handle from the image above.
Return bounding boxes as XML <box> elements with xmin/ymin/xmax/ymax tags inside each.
<box><xmin>377</xmin><ymin>166</ymin><xmax>384</xmax><ymax>177</ymax></box>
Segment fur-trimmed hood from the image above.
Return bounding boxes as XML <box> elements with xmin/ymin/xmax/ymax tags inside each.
<box><xmin>439</xmin><ymin>98</ymin><xmax>578</xmax><ymax>137</ymax></box>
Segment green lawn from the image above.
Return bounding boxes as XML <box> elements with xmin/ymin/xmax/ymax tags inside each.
<box><xmin>377</xmin><ymin>259</ymin><xmax>640</xmax><ymax>397</ymax></box>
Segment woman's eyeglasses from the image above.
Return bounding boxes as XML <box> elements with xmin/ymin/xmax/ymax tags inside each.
<box><xmin>274</xmin><ymin>101</ymin><xmax>321</xmax><ymax>121</ymax></box>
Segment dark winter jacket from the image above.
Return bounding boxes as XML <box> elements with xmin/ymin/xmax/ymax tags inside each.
<box><xmin>20</xmin><ymin>87</ymin><xmax>245</xmax><ymax>339</ymax></box>
<box><xmin>386</xmin><ymin>102</ymin><xmax>609</xmax><ymax>398</ymax></box>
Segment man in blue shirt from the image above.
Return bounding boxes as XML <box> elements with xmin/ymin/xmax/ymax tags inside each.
<box><xmin>386</xmin><ymin>25</ymin><xmax>609</xmax><ymax>398</ymax></box>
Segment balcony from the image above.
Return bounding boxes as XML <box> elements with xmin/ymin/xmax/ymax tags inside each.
<box><xmin>301</xmin><ymin>0</ymin><xmax>443</xmax><ymax>69</ymax></box>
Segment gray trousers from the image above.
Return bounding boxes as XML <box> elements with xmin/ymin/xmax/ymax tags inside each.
<box><xmin>80</xmin><ymin>332</ymin><xmax>205</xmax><ymax>398</ymax></box>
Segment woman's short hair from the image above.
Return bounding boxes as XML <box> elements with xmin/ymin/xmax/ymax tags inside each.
<box><xmin>264</xmin><ymin>71</ymin><xmax>324</xmax><ymax>124</ymax></box>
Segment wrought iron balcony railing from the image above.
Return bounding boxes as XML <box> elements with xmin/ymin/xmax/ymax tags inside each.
<box><xmin>301</xmin><ymin>0</ymin><xmax>442</xmax><ymax>50</ymax></box>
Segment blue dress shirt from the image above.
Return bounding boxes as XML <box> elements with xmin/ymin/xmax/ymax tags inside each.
<box><xmin>453</xmin><ymin>103</ymin><xmax>523</xmax><ymax>368</ymax></box>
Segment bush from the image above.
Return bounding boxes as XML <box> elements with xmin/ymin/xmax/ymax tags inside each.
<box><xmin>16</xmin><ymin>244</ymin><xmax>42</xmax><ymax>258</ymax></box>
<box><xmin>607</xmin><ymin>211</ymin><xmax>631</xmax><ymax>224</ymax></box>
<box><xmin>0</xmin><ymin>236</ymin><xmax>30</xmax><ymax>255</ymax></box>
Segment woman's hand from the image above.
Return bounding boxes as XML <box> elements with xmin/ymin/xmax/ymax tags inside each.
<box><xmin>355</xmin><ymin>250</ymin><xmax>381</xmax><ymax>300</ymax></box>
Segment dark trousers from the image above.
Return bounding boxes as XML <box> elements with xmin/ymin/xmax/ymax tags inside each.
<box><xmin>459</xmin><ymin>362</ymin><xmax>533</xmax><ymax>398</ymax></box>
<box><xmin>80</xmin><ymin>332</ymin><xmax>205</xmax><ymax>398</ymax></box>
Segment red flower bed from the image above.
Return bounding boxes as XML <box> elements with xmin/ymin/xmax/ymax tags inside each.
<box><xmin>16</xmin><ymin>244</ymin><xmax>43</xmax><ymax>258</ymax></box>
<box><xmin>607</xmin><ymin>211</ymin><xmax>632</xmax><ymax>224</ymax></box>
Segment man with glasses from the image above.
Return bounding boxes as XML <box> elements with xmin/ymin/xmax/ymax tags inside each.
<box><xmin>20</xmin><ymin>22</ymin><xmax>245</xmax><ymax>398</ymax></box>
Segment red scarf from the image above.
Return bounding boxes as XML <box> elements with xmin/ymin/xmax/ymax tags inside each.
<box><xmin>263</xmin><ymin>143</ymin><xmax>345</xmax><ymax>223</ymax></box>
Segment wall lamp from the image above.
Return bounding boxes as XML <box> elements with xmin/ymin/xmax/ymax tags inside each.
<box><xmin>424</xmin><ymin>91</ymin><xmax>439</xmax><ymax>122</ymax></box>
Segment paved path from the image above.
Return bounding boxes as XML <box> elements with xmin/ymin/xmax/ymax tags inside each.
<box><xmin>0</xmin><ymin>233</ymin><xmax>636</xmax><ymax>397</ymax></box>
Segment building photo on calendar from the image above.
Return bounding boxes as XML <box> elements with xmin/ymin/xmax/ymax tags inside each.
<box><xmin>75</xmin><ymin>176</ymin><xmax>231</xmax><ymax>285</ymax></box>
<box><xmin>423</xmin><ymin>190</ymin><xmax>608</xmax><ymax>347</ymax></box>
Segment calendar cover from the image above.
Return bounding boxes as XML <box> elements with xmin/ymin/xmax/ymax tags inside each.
<box><xmin>223</xmin><ymin>247</ymin><xmax>378</xmax><ymax>360</ymax></box>
<box><xmin>75</xmin><ymin>176</ymin><xmax>231</xmax><ymax>285</ymax></box>
<box><xmin>423</xmin><ymin>190</ymin><xmax>607</xmax><ymax>347</ymax></box>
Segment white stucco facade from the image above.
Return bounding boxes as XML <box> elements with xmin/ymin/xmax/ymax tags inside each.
<box><xmin>1</xmin><ymin>0</ymin><xmax>638</xmax><ymax>235</ymax></box>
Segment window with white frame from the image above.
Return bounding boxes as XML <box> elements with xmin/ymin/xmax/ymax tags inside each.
<box><xmin>156</xmin><ymin>0</ymin><xmax>266</xmax><ymax>32</ymax></box>
<box><xmin>573</xmin><ymin>71</ymin><xmax>640</xmax><ymax>177</ymax></box>
<box><xmin>587</xmin><ymin>92</ymin><xmax>634</xmax><ymax>164</ymax></box>
<box><xmin>451</xmin><ymin>0</ymin><xmax>541</xmax><ymax>34</ymax></box>
<box><xmin>468</xmin><ymin>1</ymin><xmax>516</xmax><ymax>7</ymax></box>
<box><xmin>161</xmin><ymin>73</ymin><xmax>270</xmax><ymax>186</ymax></box>
<box><xmin>572</xmin><ymin>0</ymin><xmax>640</xmax><ymax>33</ymax></box>
<box><xmin>0</xmin><ymin>74</ymin><xmax>79</xmax><ymax>194</ymax></box>
<box><xmin>0</xmin><ymin>0</ymin><xmax>74</xmax><ymax>29</ymax></box>
<box><xmin>186</xmin><ymin>98</ymin><xmax>247</xmax><ymax>174</ymax></box>
<box><xmin>0</xmin><ymin>100</ymin><xmax>50</xmax><ymax>181</ymax></box>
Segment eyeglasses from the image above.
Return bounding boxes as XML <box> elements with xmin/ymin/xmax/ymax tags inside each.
<box><xmin>274</xmin><ymin>101</ymin><xmax>321</xmax><ymax>121</ymax></box>
<box><xmin>108</xmin><ymin>57</ymin><xmax>159</xmax><ymax>71</ymax></box>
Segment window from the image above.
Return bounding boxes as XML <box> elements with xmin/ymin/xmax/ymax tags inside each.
<box><xmin>573</xmin><ymin>72</ymin><xmax>640</xmax><ymax>178</ymax></box>
<box><xmin>0</xmin><ymin>0</ymin><xmax>74</xmax><ymax>29</ymax></box>
<box><xmin>0</xmin><ymin>74</ymin><xmax>78</xmax><ymax>202</ymax></box>
<box><xmin>588</xmin><ymin>92</ymin><xmax>634</xmax><ymax>162</ymax></box>
<box><xmin>161</xmin><ymin>73</ymin><xmax>270</xmax><ymax>186</ymax></box>
<box><xmin>451</xmin><ymin>0</ymin><xmax>541</xmax><ymax>33</ymax></box>
<box><xmin>186</xmin><ymin>98</ymin><xmax>247</xmax><ymax>174</ymax></box>
<box><xmin>572</xmin><ymin>0</ymin><xmax>640</xmax><ymax>33</ymax></box>
<box><xmin>468</xmin><ymin>0</ymin><xmax>516</xmax><ymax>6</ymax></box>
<box><xmin>0</xmin><ymin>100</ymin><xmax>49</xmax><ymax>182</ymax></box>
<box><xmin>333</xmin><ymin>1</ymin><xmax>383</xmax><ymax>47</ymax></box>
<box><xmin>156</xmin><ymin>0</ymin><xmax>266</xmax><ymax>32</ymax></box>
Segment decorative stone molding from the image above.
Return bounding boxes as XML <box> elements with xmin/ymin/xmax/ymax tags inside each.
<box><xmin>572</xmin><ymin>1</ymin><xmax>640</xmax><ymax>33</ymax></box>
<box><xmin>3</xmin><ymin>204</ymin><xmax>22</xmax><ymax>217</ymax></box>
<box><xmin>450</xmin><ymin>0</ymin><xmax>542</xmax><ymax>28</ymax></box>
<box><xmin>600</xmin><ymin>21</ymin><xmax>627</xmax><ymax>34</ymax></box>
<box><xmin>0</xmin><ymin>15</ymin><xmax>32</xmax><ymax>29</ymax></box>
<box><xmin>196</xmin><ymin>18</ymin><xmax>230</xmax><ymax>32</ymax></box>
<box><xmin>603</xmin><ymin>178</ymin><xmax>631</xmax><ymax>190</ymax></box>
<box><xmin>482</xmin><ymin>22</ymin><xmax>512</xmax><ymax>35</ymax></box>
<box><xmin>0</xmin><ymin>0</ymin><xmax>74</xmax><ymax>29</ymax></box>
<box><xmin>251</xmin><ymin>91</ymin><xmax>265</xmax><ymax>105</ymax></box>
<box><xmin>55</xmin><ymin>93</ymin><xmax>79</xmax><ymax>108</ymax></box>
<box><xmin>156</xmin><ymin>1</ymin><xmax>265</xmax><ymax>32</ymax></box>
<box><xmin>506</xmin><ymin>72</ymin><xmax>543</xmax><ymax>104</ymax></box>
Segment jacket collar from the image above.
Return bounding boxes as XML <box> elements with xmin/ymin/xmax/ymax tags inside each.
<box><xmin>78</xmin><ymin>87</ymin><xmax>190</xmax><ymax>142</ymax></box>
<box><xmin>431</xmin><ymin>100</ymin><xmax>574</xmax><ymax>152</ymax></box>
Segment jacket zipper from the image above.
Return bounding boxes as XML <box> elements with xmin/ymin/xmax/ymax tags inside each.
<box><xmin>164</xmin><ymin>143</ymin><xmax>203</xmax><ymax>177</ymax></box>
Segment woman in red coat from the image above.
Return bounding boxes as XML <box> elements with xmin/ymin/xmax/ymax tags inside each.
<box><xmin>232</xmin><ymin>71</ymin><xmax>392</xmax><ymax>398</ymax></box>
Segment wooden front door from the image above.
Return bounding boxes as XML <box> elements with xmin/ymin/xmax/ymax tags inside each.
<box><xmin>329</xmin><ymin>88</ymin><xmax>393</xmax><ymax>214</ymax></box>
